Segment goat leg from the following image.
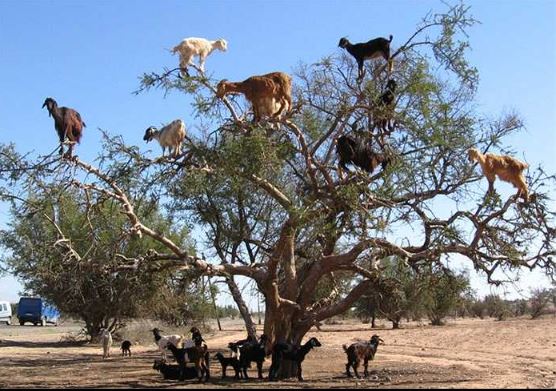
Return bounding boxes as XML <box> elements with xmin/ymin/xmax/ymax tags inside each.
<box><xmin>345</xmin><ymin>362</ymin><xmax>353</xmax><ymax>377</ymax></box>
<box><xmin>354</xmin><ymin>362</ymin><xmax>361</xmax><ymax>379</ymax></box>
<box><xmin>297</xmin><ymin>363</ymin><xmax>304</xmax><ymax>381</ymax></box>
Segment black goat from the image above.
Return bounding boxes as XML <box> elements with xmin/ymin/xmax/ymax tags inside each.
<box><xmin>120</xmin><ymin>340</ymin><xmax>132</xmax><ymax>357</ymax></box>
<box><xmin>42</xmin><ymin>97</ymin><xmax>86</xmax><ymax>158</ymax></box>
<box><xmin>374</xmin><ymin>79</ymin><xmax>398</xmax><ymax>142</ymax></box>
<box><xmin>214</xmin><ymin>352</ymin><xmax>242</xmax><ymax>379</ymax></box>
<box><xmin>166</xmin><ymin>335</ymin><xmax>210</xmax><ymax>382</ymax></box>
<box><xmin>152</xmin><ymin>359</ymin><xmax>200</xmax><ymax>380</ymax></box>
<box><xmin>234</xmin><ymin>334</ymin><xmax>269</xmax><ymax>379</ymax></box>
<box><xmin>338</xmin><ymin>35</ymin><xmax>393</xmax><ymax>79</ymax></box>
<box><xmin>343</xmin><ymin>334</ymin><xmax>384</xmax><ymax>378</ymax></box>
<box><xmin>190</xmin><ymin>326</ymin><xmax>206</xmax><ymax>343</ymax></box>
<box><xmin>269</xmin><ymin>337</ymin><xmax>321</xmax><ymax>381</ymax></box>
<box><xmin>336</xmin><ymin>134</ymin><xmax>391</xmax><ymax>178</ymax></box>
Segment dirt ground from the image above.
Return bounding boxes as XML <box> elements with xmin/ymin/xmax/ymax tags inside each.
<box><xmin>0</xmin><ymin>316</ymin><xmax>555</xmax><ymax>389</ymax></box>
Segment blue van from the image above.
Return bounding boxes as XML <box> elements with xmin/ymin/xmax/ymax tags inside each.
<box><xmin>17</xmin><ymin>297</ymin><xmax>60</xmax><ymax>326</ymax></box>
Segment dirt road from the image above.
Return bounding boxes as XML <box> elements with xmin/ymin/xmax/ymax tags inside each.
<box><xmin>1</xmin><ymin>317</ymin><xmax>555</xmax><ymax>388</ymax></box>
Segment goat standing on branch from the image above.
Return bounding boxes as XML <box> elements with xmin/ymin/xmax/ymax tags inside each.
<box><xmin>216</xmin><ymin>72</ymin><xmax>292</xmax><ymax>123</ymax></box>
<box><xmin>336</xmin><ymin>134</ymin><xmax>391</xmax><ymax>179</ymax></box>
<box><xmin>338</xmin><ymin>35</ymin><xmax>394</xmax><ymax>80</ymax></box>
<box><xmin>42</xmin><ymin>97</ymin><xmax>86</xmax><ymax>159</ymax></box>
<box><xmin>373</xmin><ymin>79</ymin><xmax>398</xmax><ymax>145</ymax></box>
<box><xmin>467</xmin><ymin>148</ymin><xmax>530</xmax><ymax>202</ymax></box>
<box><xmin>172</xmin><ymin>37</ymin><xmax>227</xmax><ymax>76</ymax></box>
<box><xmin>143</xmin><ymin>119</ymin><xmax>186</xmax><ymax>158</ymax></box>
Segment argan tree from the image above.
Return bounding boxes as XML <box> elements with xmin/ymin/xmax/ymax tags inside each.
<box><xmin>0</xmin><ymin>188</ymin><xmax>197</xmax><ymax>340</ymax></box>
<box><xmin>0</xmin><ymin>3</ymin><xmax>554</xmax><ymax>378</ymax></box>
<box><xmin>421</xmin><ymin>266</ymin><xmax>471</xmax><ymax>325</ymax></box>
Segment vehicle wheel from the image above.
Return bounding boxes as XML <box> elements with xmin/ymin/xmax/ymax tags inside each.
<box><xmin>19</xmin><ymin>320</ymin><xmax>24</xmax><ymax>326</ymax></box>
<box><xmin>6</xmin><ymin>319</ymin><xmax>11</xmax><ymax>326</ymax></box>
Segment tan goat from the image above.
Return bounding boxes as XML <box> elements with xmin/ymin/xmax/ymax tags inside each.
<box><xmin>216</xmin><ymin>72</ymin><xmax>292</xmax><ymax>122</ymax></box>
<box><xmin>467</xmin><ymin>148</ymin><xmax>530</xmax><ymax>202</ymax></box>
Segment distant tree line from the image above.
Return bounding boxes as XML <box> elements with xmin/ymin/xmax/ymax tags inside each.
<box><xmin>352</xmin><ymin>257</ymin><xmax>556</xmax><ymax>328</ymax></box>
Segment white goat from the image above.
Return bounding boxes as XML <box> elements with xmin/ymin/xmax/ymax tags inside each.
<box><xmin>152</xmin><ymin>328</ymin><xmax>184</xmax><ymax>362</ymax></box>
<box><xmin>143</xmin><ymin>119</ymin><xmax>186</xmax><ymax>158</ymax></box>
<box><xmin>171</xmin><ymin>37</ymin><xmax>228</xmax><ymax>74</ymax></box>
<box><xmin>99</xmin><ymin>328</ymin><xmax>113</xmax><ymax>359</ymax></box>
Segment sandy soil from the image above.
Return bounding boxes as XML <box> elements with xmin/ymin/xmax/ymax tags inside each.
<box><xmin>0</xmin><ymin>317</ymin><xmax>555</xmax><ymax>389</ymax></box>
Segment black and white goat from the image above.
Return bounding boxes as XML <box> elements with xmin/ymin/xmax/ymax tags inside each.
<box><xmin>338</xmin><ymin>35</ymin><xmax>394</xmax><ymax>79</ymax></box>
<box><xmin>343</xmin><ymin>334</ymin><xmax>384</xmax><ymax>378</ymax></box>
<box><xmin>336</xmin><ymin>134</ymin><xmax>391</xmax><ymax>178</ymax></box>
<box><xmin>151</xmin><ymin>327</ymin><xmax>184</xmax><ymax>362</ymax></box>
<box><xmin>269</xmin><ymin>337</ymin><xmax>322</xmax><ymax>381</ymax></box>
<box><xmin>143</xmin><ymin>119</ymin><xmax>186</xmax><ymax>158</ymax></box>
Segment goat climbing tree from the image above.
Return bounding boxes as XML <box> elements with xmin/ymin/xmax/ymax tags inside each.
<box><xmin>0</xmin><ymin>3</ymin><xmax>555</xmax><ymax>379</ymax></box>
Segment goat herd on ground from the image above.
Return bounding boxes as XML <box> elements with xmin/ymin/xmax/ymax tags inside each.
<box><xmin>42</xmin><ymin>34</ymin><xmax>532</xmax><ymax>204</ymax></box>
<box><xmin>98</xmin><ymin>326</ymin><xmax>384</xmax><ymax>383</ymax></box>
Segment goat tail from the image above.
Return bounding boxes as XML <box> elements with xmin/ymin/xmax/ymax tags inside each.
<box><xmin>389</xmin><ymin>34</ymin><xmax>393</xmax><ymax>42</ymax></box>
<box><xmin>506</xmin><ymin>157</ymin><xmax>529</xmax><ymax>171</ymax></box>
<box><xmin>72</xmin><ymin>129</ymin><xmax>83</xmax><ymax>144</ymax></box>
<box><xmin>514</xmin><ymin>160</ymin><xmax>529</xmax><ymax>171</ymax></box>
<box><xmin>170</xmin><ymin>44</ymin><xmax>181</xmax><ymax>55</ymax></box>
<box><xmin>342</xmin><ymin>344</ymin><xmax>349</xmax><ymax>353</ymax></box>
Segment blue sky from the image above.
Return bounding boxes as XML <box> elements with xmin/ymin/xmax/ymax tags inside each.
<box><xmin>0</xmin><ymin>0</ymin><xmax>555</xmax><ymax>305</ymax></box>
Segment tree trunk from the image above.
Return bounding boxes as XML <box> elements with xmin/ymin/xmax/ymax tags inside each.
<box><xmin>206</xmin><ymin>277</ymin><xmax>222</xmax><ymax>331</ymax></box>
<box><xmin>226</xmin><ymin>277</ymin><xmax>257</xmax><ymax>339</ymax></box>
<box><xmin>264</xmin><ymin>305</ymin><xmax>311</xmax><ymax>380</ymax></box>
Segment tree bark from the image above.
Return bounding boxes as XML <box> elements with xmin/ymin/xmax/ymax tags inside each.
<box><xmin>226</xmin><ymin>276</ymin><xmax>257</xmax><ymax>339</ymax></box>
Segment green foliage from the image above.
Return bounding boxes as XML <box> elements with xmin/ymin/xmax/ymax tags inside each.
<box><xmin>483</xmin><ymin>294</ymin><xmax>512</xmax><ymax>321</ymax></box>
<box><xmin>355</xmin><ymin>257</ymin><xmax>426</xmax><ymax>329</ymax></box>
<box><xmin>0</xmin><ymin>189</ymin><xmax>200</xmax><ymax>339</ymax></box>
<box><xmin>420</xmin><ymin>266</ymin><xmax>471</xmax><ymax>325</ymax></box>
<box><xmin>355</xmin><ymin>259</ymin><xmax>471</xmax><ymax>327</ymax></box>
<box><xmin>217</xmin><ymin>304</ymin><xmax>240</xmax><ymax>319</ymax></box>
<box><xmin>529</xmin><ymin>288</ymin><xmax>554</xmax><ymax>319</ymax></box>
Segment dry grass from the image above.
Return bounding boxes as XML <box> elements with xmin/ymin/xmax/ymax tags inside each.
<box><xmin>1</xmin><ymin>316</ymin><xmax>555</xmax><ymax>388</ymax></box>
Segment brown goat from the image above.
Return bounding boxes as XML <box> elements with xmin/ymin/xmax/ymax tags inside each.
<box><xmin>343</xmin><ymin>335</ymin><xmax>384</xmax><ymax>378</ymax></box>
<box><xmin>467</xmin><ymin>148</ymin><xmax>530</xmax><ymax>202</ymax></box>
<box><xmin>216</xmin><ymin>72</ymin><xmax>292</xmax><ymax>122</ymax></box>
<box><xmin>166</xmin><ymin>337</ymin><xmax>210</xmax><ymax>382</ymax></box>
<box><xmin>42</xmin><ymin>97</ymin><xmax>86</xmax><ymax>158</ymax></box>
